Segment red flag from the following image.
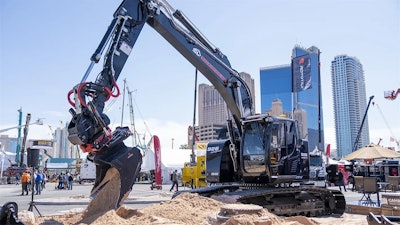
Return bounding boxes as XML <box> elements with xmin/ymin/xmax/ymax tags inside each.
<box><xmin>326</xmin><ymin>144</ymin><xmax>331</xmax><ymax>157</ymax></box>
<box><xmin>153</xmin><ymin>135</ymin><xmax>162</xmax><ymax>186</ymax></box>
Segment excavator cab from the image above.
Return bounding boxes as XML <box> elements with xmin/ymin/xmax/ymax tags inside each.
<box><xmin>207</xmin><ymin>115</ymin><xmax>309</xmax><ymax>186</ymax></box>
<box><xmin>240</xmin><ymin>115</ymin><xmax>305</xmax><ymax>185</ymax></box>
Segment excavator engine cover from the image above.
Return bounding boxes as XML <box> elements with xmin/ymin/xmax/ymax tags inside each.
<box><xmin>206</xmin><ymin>140</ymin><xmax>235</xmax><ymax>183</ymax></box>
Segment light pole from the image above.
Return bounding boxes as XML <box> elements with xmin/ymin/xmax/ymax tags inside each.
<box><xmin>0</xmin><ymin>118</ymin><xmax>44</xmax><ymax>133</ymax></box>
<box><xmin>0</xmin><ymin>115</ymin><xmax>44</xmax><ymax>166</ymax></box>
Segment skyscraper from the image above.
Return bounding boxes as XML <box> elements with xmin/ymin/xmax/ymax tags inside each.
<box><xmin>260</xmin><ymin>46</ymin><xmax>324</xmax><ymax>151</ymax></box>
<box><xmin>196</xmin><ymin>72</ymin><xmax>255</xmax><ymax>141</ymax></box>
<box><xmin>331</xmin><ymin>55</ymin><xmax>370</xmax><ymax>158</ymax></box>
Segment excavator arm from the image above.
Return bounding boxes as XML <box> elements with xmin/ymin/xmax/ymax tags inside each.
<box><xmin>67</xmin><ymin>0</ymin><xmax>253</xmax><ymax>215</ymax></box>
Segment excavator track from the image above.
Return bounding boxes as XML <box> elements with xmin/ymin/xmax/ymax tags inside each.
<box><xmin>174</xmin><ymin>185</ymin><xmax>346</xmax><ymax>217</ymax></box>
<box><xmin>233</xmin><ymin>187</ymin><xmax>346</xmax><ymax>216</ymax></box>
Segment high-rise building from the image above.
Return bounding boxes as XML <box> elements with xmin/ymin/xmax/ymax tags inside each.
<box><xmin>260</xmin><ymin>46</ymin><xmax>324</xmax><ymax>151</ymax></box>
<box><xmin>198</xmin><ymin>83</ymin><xmax>227</xmax><ymax>126</ymax></box>
<box><xmin>331</xmin><ymin>55</ymin><xmax>370</xmax><ymax>158</ymax></box>
<box><xmin>196</xmin><ymin>72</ymin><xmax>255</xmax><ymax>142</ymax></box>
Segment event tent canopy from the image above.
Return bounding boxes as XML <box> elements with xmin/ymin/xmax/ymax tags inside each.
<box><xmin>342</xmin><ymin>144</ymin><xmax>400</xmax><ymax>160</ymax></box>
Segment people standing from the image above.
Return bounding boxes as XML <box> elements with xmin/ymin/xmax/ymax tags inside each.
<box><xmin>67</xmin><ymin>173</ymin><xmax>74</xmax><ymax>190</ymax></box>
<box><xmin>348</xmin><ymin>171</ymin><xmax>355</xmax><ymax>191</ymax></box>
<box><xmin>338</xmin><ymin>169</ymin><xmax>347</xmax><ymax>192</ymax></box>
<box><xmin>15</xmin><ymin>173</ymin><xmax>21</xmax><ymax>185</ymax></box>
<box><xmin>20</xmin><ymin>170</ymin><xmax>30</xmax><ymax>195</ymax></box>
<box><xmin>169</xmin><ymin>170</ymin><xmax>179</xmax><ymax>192</ymax></box>
<box><xmin>35</xmin><ymin>170</ymin><xmax>43</xmax><ymax>195</ymax></box>
<box><xmin>57</xmin><ymin>173</ymin><xmax>64</xmax><ymax>190</ymax></box>
<box><xmin>64</xmin><ymin>173</ymin><xmax>69</xmax><ymax>189</ymax></box>
<box><xmin>41</xmin><ymin>171</ymin><xmax>47</xmax><ymax>190</ymax></box>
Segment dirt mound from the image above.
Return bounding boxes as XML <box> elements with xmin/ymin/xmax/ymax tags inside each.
<box><xmin>33</xmin><ymin>192</ymin><xmax>362</xmax><ymax>225</ymax></box>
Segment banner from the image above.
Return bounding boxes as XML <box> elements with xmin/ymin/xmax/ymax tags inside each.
<box><xmin>326</xmin><ymin>144</ymin><xmax>331</xmax><ymax>157</ymax></box>
<box><xmin>292</xmin><ymin>54</ymin><xmax>312</xmax><ymax>92</ymax></box>
<box><xmin>153</xmin><ymin>135</ymin><xmax>162</xmax><ymax>186</ymax></box>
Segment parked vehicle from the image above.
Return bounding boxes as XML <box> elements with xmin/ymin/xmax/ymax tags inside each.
<box><xmin>78</xmin><ymin>160</ymin><xmax>96</xmax><ymax>184</ymax></box>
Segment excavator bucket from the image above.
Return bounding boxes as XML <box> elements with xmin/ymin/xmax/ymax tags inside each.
<box><xmin>83</xmin><ymin>142</ymin><xmax>142</xmax><ymax>218</ymax></box>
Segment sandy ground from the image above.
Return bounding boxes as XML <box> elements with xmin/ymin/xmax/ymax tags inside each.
<box><xmin>17</xmin><ymin>192</ymin><xmax>368</xmax><ymax>225</ymax></box>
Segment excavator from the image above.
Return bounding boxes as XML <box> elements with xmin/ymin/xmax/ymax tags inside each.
<box><xmin>65</xmin><ymin>0</ymin><xmax>346</xmax><ymax>217</ymax></box>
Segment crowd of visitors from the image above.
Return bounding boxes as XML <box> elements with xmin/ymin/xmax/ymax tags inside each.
<box><xmin>55</xmin><ymin>172</ymin><xmax>74</xmax><ymax>190</ymax></box>
<box><xmin>14</xmin><ymin>169</ymin><xmax>76</xmax><ymax>196</ymax></box>
<box><xmin>18</xmin><ymin>169</ymin><xmax>48</xmax><ymax>195</ymax></box>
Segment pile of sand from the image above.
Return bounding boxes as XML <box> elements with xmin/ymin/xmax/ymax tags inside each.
<box><xmin>25</xmin><ymin>192</ymin><xmax>365</xmax><ymax>225</ymax></box>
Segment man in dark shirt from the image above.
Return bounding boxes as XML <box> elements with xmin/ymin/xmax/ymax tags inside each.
<box><xmin>338</xmin><ymin>170</ymin><xmax>347</xmax><ymax>192</ymax></box>
<box><xmin>169</xmin><ymin>170</ymin><xmax>179</xmax><ymax>192</ymax></box>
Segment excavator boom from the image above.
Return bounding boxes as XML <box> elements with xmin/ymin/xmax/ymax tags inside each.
<box><xmin>67</xmin><ymin>0</ymin><xmax>254</xmax><ymax>215</ymax></box>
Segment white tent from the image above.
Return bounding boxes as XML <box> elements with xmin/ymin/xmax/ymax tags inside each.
<box><xmin>324</xmin><ymin>156</ymin><xmax>351</xmax><ymax>165</ymax></box>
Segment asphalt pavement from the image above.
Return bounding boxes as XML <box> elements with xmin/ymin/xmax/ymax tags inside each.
<box><xmin>0</xmin><ymin>182</ymin><xmax>174</xmax><ymax>216</ymax></box>
<box><xmin>0</xmin><ymin>182</ymin><xmax>388</xmax><ymax>217</ymax></box>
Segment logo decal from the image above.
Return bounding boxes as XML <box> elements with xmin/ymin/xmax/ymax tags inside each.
<box><xmin>192</xmin><ymin>48</ymin><xmax>201</xmax><ymax>57</ymax></box>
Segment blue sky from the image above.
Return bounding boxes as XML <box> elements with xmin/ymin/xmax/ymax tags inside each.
<box><xmin>1</xmin><ymin>0</ymin><xmax>399</xmax><ymax>152</ymax></box>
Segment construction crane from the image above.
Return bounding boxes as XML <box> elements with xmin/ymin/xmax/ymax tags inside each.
<box><xmin>353</xmin><ymin>96</ymin><xmax>374</xmax><ymax>152</ymax></box>
<box><xmin>384</xmin><ymin>88</ymin><xmax>400</xmax><ymax>100</ymax></box>
<box><xmin>18</xmin><ymin>113</ymin><xmax>31</xmax><ymax>167</ymax></box>
<box><xmin>378</xmin><ymin>88</ymin><xmax>400</xmax><ymax>149</ymax></box>
<box><xmin>126</xmin><ymin>81</ymin><xmax>138</xmax><ymax>147</ymax></box>
<box><xmin>373</xmin><ymin>101</ymin><xmax>399</xmax><ymax>147</ymax></box>
<box><xmin>122</xmin><ymin>79</ymin><xmax>151</xmax><ymax>155</ymax></box>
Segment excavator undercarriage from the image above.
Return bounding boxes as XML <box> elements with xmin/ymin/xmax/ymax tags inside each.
<box><xmin>174</xmin><ymin>185</ymin><xmax>346</xmax><ymax>217</ymax></box>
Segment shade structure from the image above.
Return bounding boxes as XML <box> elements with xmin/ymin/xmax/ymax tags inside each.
<box><xmin>342</xmin><ymin>144</ymin><xmax>400</xmax><ymax>160</ymax></box>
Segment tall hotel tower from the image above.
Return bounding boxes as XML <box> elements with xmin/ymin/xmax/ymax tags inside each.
<box><xmin>196</xmin><ymin>72</ymin><xmax>255</xmax><ymax>141</ymax></box>
<box><xmin>331</xmin><ymin>55</ymin><xmax>370</xmax><ymax>158</ymax></box>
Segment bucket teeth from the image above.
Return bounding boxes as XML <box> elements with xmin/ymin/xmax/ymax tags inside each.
<box><xmin>83</xmin><ymin>143</ymin><xmax>142</xmax><ymax>218</ymax></box>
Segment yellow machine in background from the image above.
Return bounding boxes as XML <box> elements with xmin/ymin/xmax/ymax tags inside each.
<box><xmin>181</xmin><ymin>155</ymin><xmax>207</xmax><ymax>188</ymax></box>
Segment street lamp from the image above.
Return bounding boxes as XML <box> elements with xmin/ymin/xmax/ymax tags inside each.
<box><xmin>0</xmin><ymin>118</ymin><xmax>44</xmax><ymax>134</ymax></box>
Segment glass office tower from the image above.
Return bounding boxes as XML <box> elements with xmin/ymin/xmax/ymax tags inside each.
<box><xmin>260</xmin><ymin>46</ymin><xmax>324</xmax><ymax>152</ymax></box>
<box><xmin>331</xmin><ymin>55</ymin><xmax>369</xmax><ymax>158</ymax></box>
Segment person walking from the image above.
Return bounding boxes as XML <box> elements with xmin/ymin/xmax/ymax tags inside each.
<box><xmin>338</xmin><ymin>169</ymin><xmax>347</xmax><ymax>192</ymax></box>
<box><xmin>169</xmin><ymin>170</ymin><xmax>179</xmax><ymax>192</ymax></box>
<box><xmin>20</xmin><ymin>170</ymin><xmax>30</xmax><ymax>195</ymax></box>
